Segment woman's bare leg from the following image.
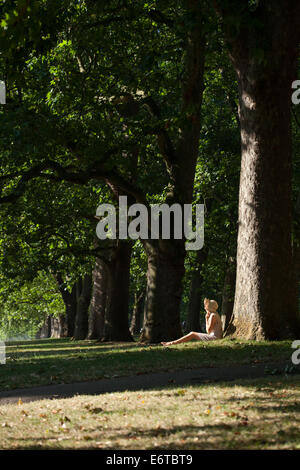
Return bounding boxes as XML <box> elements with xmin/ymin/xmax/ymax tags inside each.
<box><xmin>161</xmin><ymin>331</ymin><xmax>201</xmax><ymax>346</ymax></box>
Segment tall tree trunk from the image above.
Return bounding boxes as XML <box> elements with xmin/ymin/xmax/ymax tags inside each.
<box><xmin>130</xmin><ymin>290</ymin><xmax>145</xmax><ymax>336</ymax></box>
<box><xmin>140</xmin><ymin>239</ymin><xmax>185</xmax><ymax>343</ymax></box>
<box><xmin>50</xmin><ymin>315</ymin><xmax>66</xmax><ymax>338</ymax></box>
<box><xmin>88</xmin><ymin>258</ymin><xmax>108</xmax><ymax>340</ymax></box>
<box><xmin>65</xmin><ymin>284</ymin><xmax>77</xmax><ymax>338</ymax></box>
<box><xmin>186</xmin><ymin>249</ymin><xmax>207</xmax><ymax>332</ymax></box>
<box><xmin>103</xmin><ymin>240</ymin><xmax>133</xmax><ymax>342</ymax></box>
<box><xmin>74</xmin><ymin>274</ymin><xmax>92</xmax><ymax>340</ymax></box>
<box><xmin>55</xmin><ymin>273</ymin><xmax>77</xmax><ymax>337</ymax></box>
<box><xmin>140</xmin><ymin>3</ymin><xmax>205</xmax><ymax>343</ymax></box>
<box><xmin>215</xmin><ymin>1</ymin><xmax>300</xmax><ymax>339</ymax></box>
<box><xmin>233</xmin><ymin>71</ymin><xmax>297</xmax><ymax>339</ymax></box>
<box><xmin>293</xmin><ymin>192</ymin><xmax>300</xmax><ymax>295</ymax></box>
<box><xmin>36</xmin><ymin>316</ymin><xmax>51</xmax><ymax>338</ymax></box>
<box><xmin>221</xmin><ymin>256</ymin><xmax>236</xmax><ymax>334</ymax></box>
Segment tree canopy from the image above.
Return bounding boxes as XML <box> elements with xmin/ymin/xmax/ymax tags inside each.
<box><xmin>0</xmin><ymin>0</ymin><xmax>300</xmax><ymax>342</ymax></box>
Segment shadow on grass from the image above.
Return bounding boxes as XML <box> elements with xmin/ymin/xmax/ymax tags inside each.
<box><xmin>2</xmin><ymin>376</ymin><xmax>300</xmax><ymax>450</ymax></box>
<box><xmin>6</xmin><ymin>344</ymin><xmax>147</xmax><ymax>360</ymax></box>
<box><xmin>5</xmin><ymin>338</ymin><xmax>73</xmax><ymax>347</ymax></box>
<box><xmin>5</xmin><ymin>414</ymin><xmax>300</xmax><ymax>450</ymax></box>
<box><xmin>0</xmin><ymin>338</ymin><xmax>295</xmax><ymax>392</ymax></box>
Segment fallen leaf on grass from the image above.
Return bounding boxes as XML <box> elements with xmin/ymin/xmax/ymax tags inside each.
<box><xmin>239</xmin><ymin>420</ymin><xmax>249</xmax><ymax>426</ymax></box>
<box><xmin>224</xmin><ymin>411</ymin><xmax>239</xmax><ymax>418</ymax></box>
<box><xmin>59</xmin><ymin>416</ymin><xmax>71</xmax><ymax>424</ymax></box>
<box><xmin>84</xmin><ymin>405</ymin><xmax>103</xmax><ymax>414</ymax></box>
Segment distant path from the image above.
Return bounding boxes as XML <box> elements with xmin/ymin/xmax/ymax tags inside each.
<box><xmin>0</xmin><ymin>361</ymin><xmax>299</xmax><ymax>405</ymax></box>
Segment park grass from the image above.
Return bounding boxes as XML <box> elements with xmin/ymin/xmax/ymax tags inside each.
<box><xmin>0</xmin><ymin>337</ymin><xmax>296</xmax><ymax>391</ymax></box>
<box><xmin>0</xmin><ymin>374</ymin><xmax>299</xmax><ymax>449</ymax></box>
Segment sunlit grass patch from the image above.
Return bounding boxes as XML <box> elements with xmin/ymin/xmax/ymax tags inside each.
<box><xmin>0</xmin><ymin>375</ymin><xmax>299</xmax><ymax>450</ymax></box>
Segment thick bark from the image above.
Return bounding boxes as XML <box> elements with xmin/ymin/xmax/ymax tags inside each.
<box><xmin>55</xmin><ymin>273</ymin><xmax>77</xmax><ymax>337</ymax></box>
<box><xmin>103</xmin><ymin>240</ymin><xmax>133</xmax><ymax>342</ymax></box>
<box><xmin>221</xmin><ymin>257</ymin><xmax>236</xmax><ymax>334</ymax></box>
<box><xmin>65</xmin><ymin>284</ymin><xmax>77</xmax><ymax>338</ymax></box>
<box><xmin>36</xmin><ymin>316</ymin><xmax>51</xmax><ymax>339</ymax></box>
<box><xmin>215</xmin><ymin>2</ymin><xmax>300</xmax><ymax>339</ymax></box>
<box><xmin>74</xmin><ymin>274</ymin><xmax>92</xmax><ymax>340</ymax></box>
<box><xmin>130</xmin><ymin>290</ymin><xmax>145</xmax><ymax>336</ymax></box>
<box><xmin>186</xmin><ymin>249</ymin><xmax>207</xmax><ymax>332</ymax></box>
<box><xmin>293</xmin><ymin>192</ymin><xmax>300</xmax><ymax>290</ymax></box>
<box><xmin>50</xmin><ymin>315</ymin><xmax>67</xmax><ymax>338</ymax></box>
<box><xmin>88</xmin><ymin>258</ymin><xmax>108</xmax><ymax>340</ymax></box>
<box><xmin>140</xmin><ymin>239</ymin><xmax>185</xmax><ymax>343</ymax></box>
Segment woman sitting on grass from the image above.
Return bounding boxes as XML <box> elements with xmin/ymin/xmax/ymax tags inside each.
<box><xmin>161</xmin><ymin>298</ymin><xmax>223</xmax><ymax>346</ymax></box>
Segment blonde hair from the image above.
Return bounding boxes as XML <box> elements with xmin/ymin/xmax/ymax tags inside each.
<box><xmin>204</xmin><ymin>298</ymin><xmax>218</xmax><ymax>312</ymax></box>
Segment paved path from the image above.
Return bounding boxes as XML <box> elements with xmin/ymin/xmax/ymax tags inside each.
<box><xmin>0</xmin><ymin>361</ymin><xmax>299</xmax><ymax>405</ymax></box>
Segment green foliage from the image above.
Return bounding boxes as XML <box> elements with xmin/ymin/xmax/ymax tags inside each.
<box><xmin>1</xmin><ymin>0</ymin><xmax>298</xmax><ymax>336</ymax></box>
<box><xmin>0</xmin><ymin>271</ymin><xmax>64</xmax><ymax>339</ymax></box>
<box><xmin>181</xmin><ymin>45</ymin><xmax>240</xmax><ymax>312</ymax></box>
<box><xmin>0</xmin><ymin>1</ymin><xmax>207</xmax><ymax>319</ymax></box>
<box><xmin>0</xmin><ymin>0</ymin><xmax>242</xmax><ymax>328</ymax></box>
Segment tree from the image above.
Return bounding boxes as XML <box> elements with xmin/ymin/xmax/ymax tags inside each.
<box><xmin>73</xmin><ymin>273</ymin><xmax>92</xmax><ymax>340</ymax></box>
<box><xmin>186</xmin><ymin>248</ymin><xmax>207</xmax><ymax>332</ymax></box>
<box><xmin>0</xmin><ymin>0</ymin><xmax>207</xmax><ymax>343</ymax></box>
<box><xmin>220</xmin><ymin>256</ymin><xmax>236</xmax><ymax>332</ymax></box>
<box><xmin>55</xmin><ymin>273</ymin><xmax>77</xmax><ymax>337</ymax></box>
<box><xmin>87</xmin><ymin>258</ymin><xmax>108</xmax><ymax>340</ymax></box>
<box><xmin>213</xmin><ymin>0</ymin><xmax>300</xmax><ymax>339</ymax></box>
<box><xmin>0</xmin><ymin>272</ymin><xmax>64</xmax><ymax>340</ymax></box>
<box><xmin>103</xmin><ymin>240</ymin><xmax>133</xmax><ymax>341</ymax></box>
<box><xmin>139</xmin><ymin>1</ymin><xmax>206</xmax><ymax>342</ymax></box>
<box><xmin>130</xmin><ymin>290</ymin><xmax>145</xmax><ymax>336</ymax></box>
<box><xmin>129</xmin><ymin>240</ymin><xmax>147</xmax><ymax>336</ymax></box>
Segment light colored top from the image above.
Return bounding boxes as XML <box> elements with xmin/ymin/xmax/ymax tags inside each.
<box><xmin>205</xmin><ymin>312</ymin><xmax>223</xmax><ymax>338</ymax></box>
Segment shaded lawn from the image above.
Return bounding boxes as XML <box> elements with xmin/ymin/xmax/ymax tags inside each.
<box><xmin>0</xmin><ymin>374</ymin><xmax>299</xmax><ymax>450</ymax></box>
<box><xmin>0</xmin><ymin>337</ymin><xmax>295</xmax><ymax>391</ymax></box>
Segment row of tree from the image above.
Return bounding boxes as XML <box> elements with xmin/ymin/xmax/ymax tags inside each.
<box><xmin>0</xmin><ymin>1</ymin><xmax>300</xmax><ymax>343</ymax></box>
